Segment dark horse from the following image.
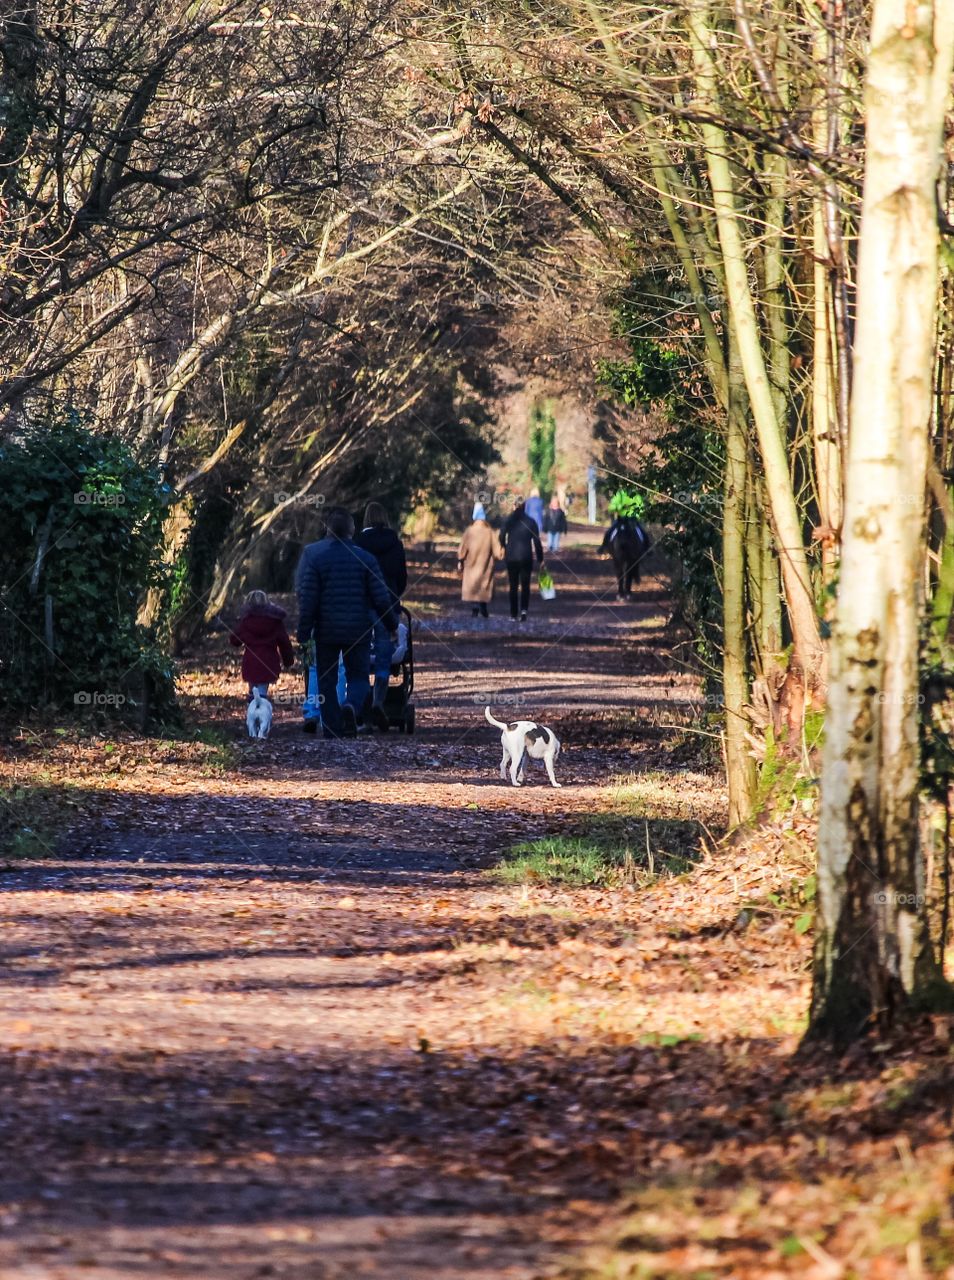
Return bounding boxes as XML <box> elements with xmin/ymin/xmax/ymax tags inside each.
<box><xmin>600</xmin><ymin>518</ymin><xmax>651</xmax><ymax>599</ymax></box>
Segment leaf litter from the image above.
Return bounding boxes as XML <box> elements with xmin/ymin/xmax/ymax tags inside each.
<box><xmin>0</xmin><ymin>548</ymin><xmax>951</xmax><ymax>1279</ymax></box>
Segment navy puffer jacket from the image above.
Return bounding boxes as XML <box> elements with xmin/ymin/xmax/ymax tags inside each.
<box><xmin>296</xmin><ymin>536</ymin><xmax>397</xmax><ymax>645</ymax></box>
<box><xmin>354</xmin><ymin>525</ymin><xmax>407</xmax><ymax>604</ymax></box>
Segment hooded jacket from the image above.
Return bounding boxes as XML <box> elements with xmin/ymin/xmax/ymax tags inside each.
<box><xmin>229</xmin><ymin>602</ymin><xmax>295</xmax><ymax>685</ymax></box>
<box><xmin>354</xmin><ymin>525</ymin><xmax>408</xmax><ymax>604</ymax></box>
<box><xmin>296</xmin><ymin>536</ymin><xmax>397</xmax><ymax>646</ymax></box>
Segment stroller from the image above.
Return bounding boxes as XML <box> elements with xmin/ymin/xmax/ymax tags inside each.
<box><xmin>371</xmin><ymin>604</ymin><xmax>416</xmax><ymax>734</ymax></box>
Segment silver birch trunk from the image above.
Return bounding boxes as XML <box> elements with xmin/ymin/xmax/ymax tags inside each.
<box><xmin>812</xmin><ymin>0</ymin><xmax>954</xmax><ymax>1040</ymax></box>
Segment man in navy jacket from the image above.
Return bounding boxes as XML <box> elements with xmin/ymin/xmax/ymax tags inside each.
<box><xmin>296</xmin><ymin>507</ymin><xmax>397</xmax><ymax>738</ymax></box>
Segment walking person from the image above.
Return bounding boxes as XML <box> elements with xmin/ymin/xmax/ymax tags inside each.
<box><xmin>296</xmin><ymin>507</ymin><xmax>398</xmax><ymax>739</ymax></box>
<box><xmin>229</xmin><ymin>590</ymin><xmax>295</xmax><ymax>699</ymax></box>
<box><xmin>501</xmin><ymin>498</ymin><xmax>544</xmax><ymax>622</ymax></box>
<box><xmin>543</xmin><ymin>495</ymin><xmax>567</xmax><ymax>553</ymax></box>
<box><xmin>457</xmin><ymin>502</ymin><xmax>504</xmax><ymax>618</ymax></box>
<box><xmin>355</xmin><ymin>500</ymin><xmax>407</xmax><ymax>731</ymax></box>
<box><xmin>524</xmin><ymin>487</ymin><xmax>545</xmax><ymax>531</ymax></box>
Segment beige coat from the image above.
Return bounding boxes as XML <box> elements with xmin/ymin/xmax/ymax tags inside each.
<box><xmin>458</xmin><ymin>520</ymin><xmax>503</xmax><ymax>603</ymax></box>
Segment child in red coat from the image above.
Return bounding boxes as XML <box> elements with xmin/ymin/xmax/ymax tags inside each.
<box><xmin>229</xmin><ymin>591</ymin><xmax>295</xmax><ymax>697</ymax></box>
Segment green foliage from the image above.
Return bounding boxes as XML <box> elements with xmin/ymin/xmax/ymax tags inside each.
<box><xmin>597</xmin><ymin>336</ymin><xmax>688</xmax><ymax>414</ymax></box>
<box><xmin>628</xmin><ymin>415</ymin><xmax>725</xmax><ymax>669</ymax></box>
<box><xmin>754</xmin><ymin>714</ymin><xmax>823</xmax><ymax>818</ymax></box>
<box><xmin>528</xmin><ymin>400</ymin><xmax>556</xmax><ymax>497</ymax></box>
<box><xmin>596</xmin><ymin>278</ymin><xmax>723</xmax><ymax>669</ymax></box>
<box><xmin>0</xmin><ymin>408</ymin><xmax>175</xmax><ymax>720</ymax></box>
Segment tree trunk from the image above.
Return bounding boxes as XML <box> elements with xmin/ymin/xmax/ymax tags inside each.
<box><xmin>811</xmin><ymin>0</ymin><xmax>954</xmax><ymax>1042</ymax></box>
<box><xmin>688</xmin><ymin>0</ymin><xmax>825</xmax><ymax>700</ymax></box>
<box><xmin>724</xmin><ymin>337</ymin><xmax>756</xmax><ymax>825</ymax></box>
<box><xmin>810</xmin><ymin>11</ymin><xmax>844</xmax><ymax>578</ymax></box>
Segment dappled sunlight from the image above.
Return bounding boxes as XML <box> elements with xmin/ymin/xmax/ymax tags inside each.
<box><xmin>4</xmin><ymin>545</ymin><xmax>952</xmax><ymax>1280</ymax></box>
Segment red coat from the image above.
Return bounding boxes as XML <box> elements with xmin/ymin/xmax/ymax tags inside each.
<box><xmin>229</xmin><ymin>604</ymin><xmax>295</xmax><ymax>685</ymax></box>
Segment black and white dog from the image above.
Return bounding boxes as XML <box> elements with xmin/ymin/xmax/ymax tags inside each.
<box><xmin>485</xmin><ymin>706</ymin><xmax>562</xmax><ymax>788</ymax></box>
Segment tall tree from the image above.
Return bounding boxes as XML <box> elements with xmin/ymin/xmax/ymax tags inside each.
<box><xmin>811</xmin><ymin>0</ymin><xmax>954</xmax><ymax>1040</ymax></box>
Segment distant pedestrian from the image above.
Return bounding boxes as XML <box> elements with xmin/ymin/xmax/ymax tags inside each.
<box><xmin>296</xmin><ymin>508</ymin><xmax>398</xmax><ymax>739</ymax></box>
<box><xmin>543</xmin><ymin>496</ymin><xmax>567</xmax><ymax>553</ymax></box>
<box><xmin>355</xmin><ymin>500</ymin><xmax>407</xmax><ymax>730</ymax></box>
<box><xmin>458</xmin><ymin>502</ymin><xmax>504</xmax><ymax>618</ymax></box>
<box><xmin>501</xmin><ymin>499</ymin><xmax>544</xmax><ymax>622</ymax></box>
<box><xmin>524</xmin><ymin>487</ymin><xmax>545</xmax><ymax>531</ymax></box>
<box><xmin>229</xmin><ymin>590</ymin><xmax>295</xmax><ymax>699</ymax></box>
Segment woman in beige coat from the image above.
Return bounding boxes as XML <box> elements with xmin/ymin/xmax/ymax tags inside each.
<box><xmin>458</xmin><ymin>504</ymin><xmax>504</xmax><ymax>617</ymax></box>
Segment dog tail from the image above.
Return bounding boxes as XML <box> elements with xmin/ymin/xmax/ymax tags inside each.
<box><xmin>485</xmin><ymin>706</ymin><xmax>508</xmax><ymax>732</ymax></box>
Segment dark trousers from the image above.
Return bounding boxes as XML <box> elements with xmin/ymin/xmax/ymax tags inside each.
<box><xmin>507</xmin><ymin>560</ymin><xmax>532</xmax><ymax>617</ymax></box>
<box><xmin>317</xmin><ymin>640</ymin><xmax>370</xmax><ymax>736</ymax></box>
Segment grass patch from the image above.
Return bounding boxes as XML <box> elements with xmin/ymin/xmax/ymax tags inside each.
<box><xmin>492</xmin><ymin>826</ymin><xmax>699</xmax><ymax>889</ymax></box>
<box><xmin>493</xmin><ymin>836</ymin><xmax>633</xmax><ymax>887</ymax></box>
<box><xmin>491</xmin><ymin>780</ymin><xmax>711</xmax><ymax>888</ymax></box>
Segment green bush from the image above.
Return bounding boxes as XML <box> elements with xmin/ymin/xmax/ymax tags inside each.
<box><xmin>528</xmin><ymin>400</ymin><xmax>557</xmax><ymax>498</ymax></box>
<box><xmin>0</xmin><ymin>408</ymin><xmax>176</xmax><ymax>722</ymax></box>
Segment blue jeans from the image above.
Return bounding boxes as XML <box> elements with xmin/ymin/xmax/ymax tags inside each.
<box><xmin>317</xmin><ymin>641</ymin><xmax>370</xmax><ymax>736</ymax></box>
<box><xmin>303</xmin><ymin>655</ymin><xmax>346</xmax><ymax>723</ymax></box>
<box><xmin>547</xmin><ymin>531</ymin><xmax>561</xmax><ymax>552</ymax></box>
<box><xmin>371</xmin><ymin>615</ymin><xmax>394</xmax><ymax>685</ymax></box>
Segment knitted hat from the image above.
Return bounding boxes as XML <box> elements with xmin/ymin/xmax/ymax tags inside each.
<box><xmin>472</xmin><ymin>502</ymin><xmax>487</xmax><ymax>521</ymax></box>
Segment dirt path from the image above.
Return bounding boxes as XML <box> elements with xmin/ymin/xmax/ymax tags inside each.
<box><xmin>5</xmin><ymin>534</ymin><xmax>954</xmax><ymax>1279</ymax></box>
<box><xmin>0</xmin><ymin>533</ymin><xmax>783</xmax><ymax>1279</ymax></box>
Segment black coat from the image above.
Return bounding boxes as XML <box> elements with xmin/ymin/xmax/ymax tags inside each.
<box><xmin>543</xmin><ymin>507</ymin><xmax>567</xmax><ymax>534</ymax></box>
<box><xmin>296</xmin><ymin>536</ymin><xmax>397</xmax><ymax>645</ymax></box>
<box><xmin>501</xmin><ymin>508</ymin><xmax>544</xmax><ymax>564</ymax></box>
<box><xmin>354</xmin><ymin>525</ymin><xmax>408</xmax><ymax>603</ymax></box>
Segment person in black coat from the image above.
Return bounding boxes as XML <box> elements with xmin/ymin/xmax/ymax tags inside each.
<box><xmin>500</xmin><ymin>500</ymin><xmax>544</xmax><ymax>621</ymax></box>
<box><xmin>542</xmin><ymin>497</ymin><xmax>568</xmax><ymax>553</ymax></box>
<box><xmin>296</xmin><ymin>507</ymin><xmax>397</xmax><ymax>738</ymax></box>
<box><xmin>355</xmin><ymin>501</ymin><xmax>408</xmax><ymax>726</ymax></box>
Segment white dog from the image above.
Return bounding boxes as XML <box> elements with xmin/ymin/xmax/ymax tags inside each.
<box><xmin>485</xmin><ymin>706</ymin><xmax>562</xmax><ymax>788</ymax></box>
<box><xmin>246</xmin><ymin>690</ymin><xmax>273</xmax><ymax>739</ymax></box>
